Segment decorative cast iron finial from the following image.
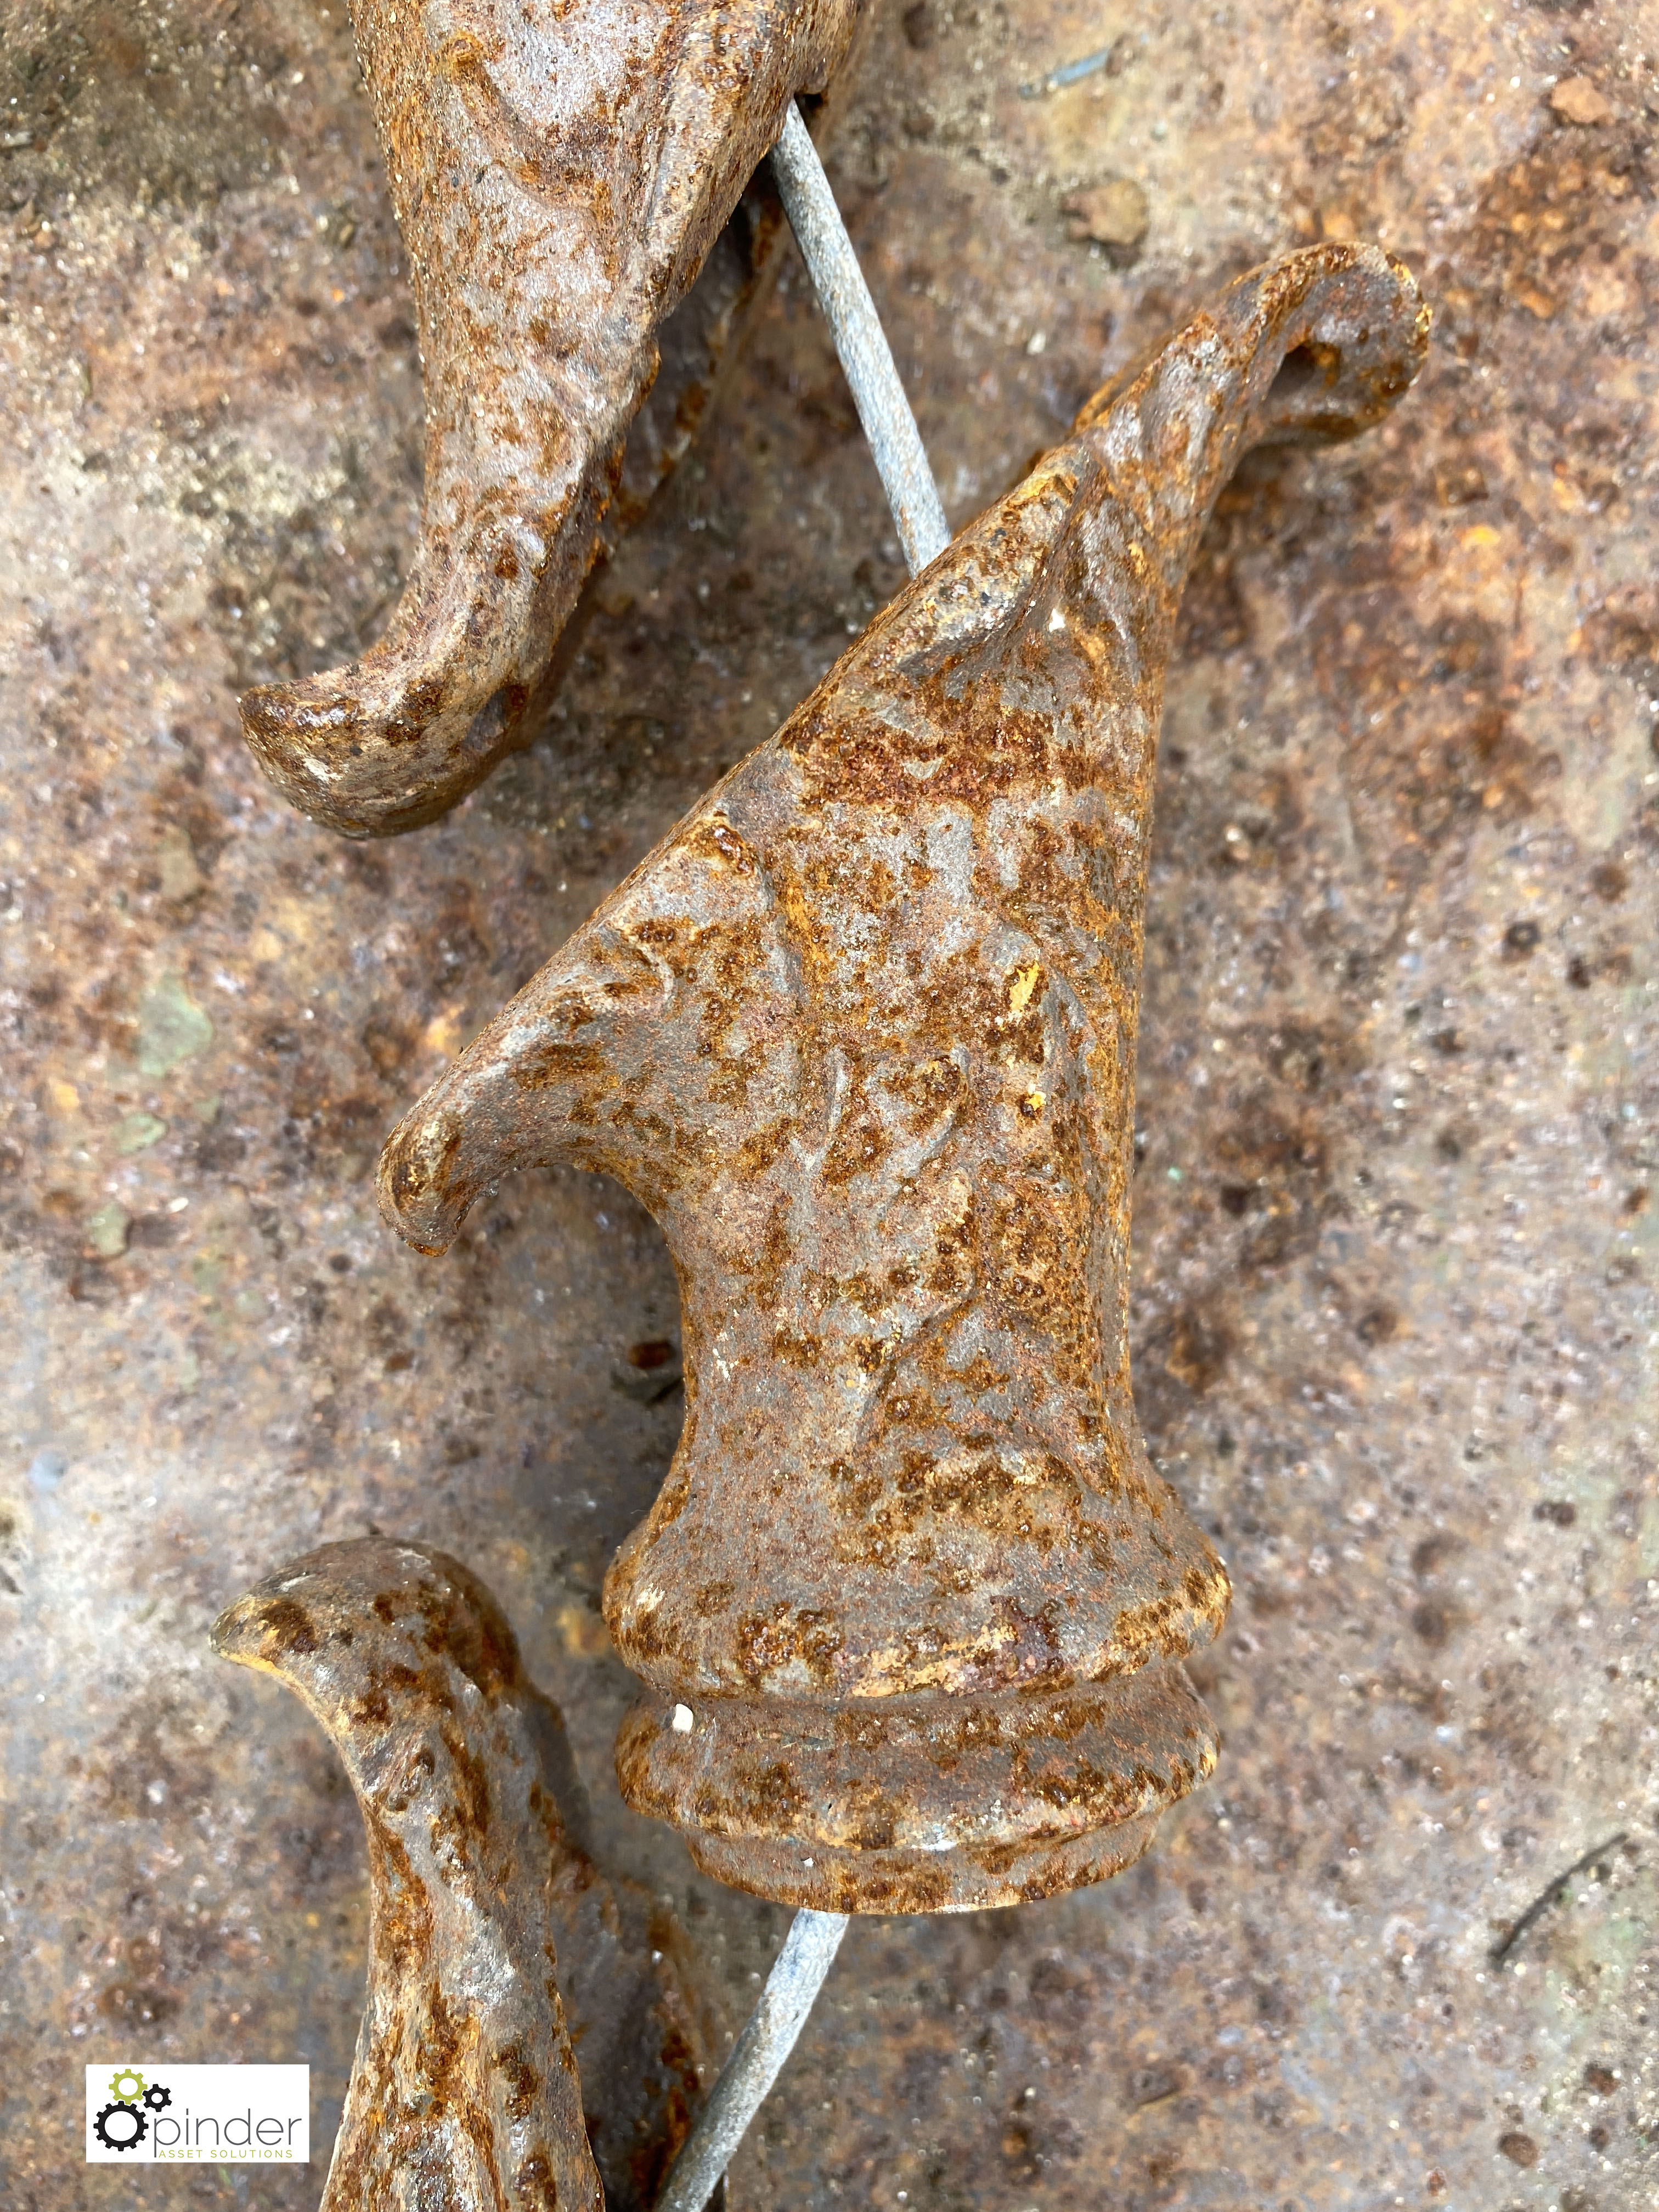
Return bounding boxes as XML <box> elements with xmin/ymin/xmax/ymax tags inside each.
<box><xmin>379</xmin><ymin>243</ymin><xmax>1430</xmax><ymax>1912</ymax></box>
<box><xmin>212</xmin><ymin>1539</ymin><xmax>707</xmax><ymax>2210</ymax></box>
<box><xmin>239</xmin><ymin>0</ymin><xmax>866</xmax><ymax>838</ymax></box>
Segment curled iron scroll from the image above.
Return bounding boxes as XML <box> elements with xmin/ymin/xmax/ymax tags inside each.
<box><xmin>239</xmin><ymin>0</ymin><xmax>868</xmax><ymax>838</ymax></box>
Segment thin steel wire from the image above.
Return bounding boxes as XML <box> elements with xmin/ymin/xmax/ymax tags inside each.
<box><xmin>653</xmin><ymin>1909</ymin><xmax>849</xmax><ymax>2212</ymax></box>
<box><xmin>768</xmin><ymin>101</ymin><xmax>951</xmax><ymax>573</ymax></box>
<box><xmin>650</xmin><ymin>99</ymin><xmax>951</xmax><ymax>2212</ymax></box>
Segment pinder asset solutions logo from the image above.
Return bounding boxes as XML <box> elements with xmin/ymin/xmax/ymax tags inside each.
<box><xmin>84</xmin><ymin>2064</ymin><xmax>309</xmax><ymax>2163</ymax></box>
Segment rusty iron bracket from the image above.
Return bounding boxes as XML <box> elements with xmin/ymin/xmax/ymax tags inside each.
<box><xmin>238</xmin><ymin>0</ymin><xmax>870</xmax><ymax>839</ymax></box>
<box><xmin>379</xmin><ymin>241</ymin><xmax>1430</xmax><ymax>1923</ymax></box>
<box><xmin>213</xmin><ymin>1540</ymin><xmax>710</xmax><ymax>2212</ymax></box>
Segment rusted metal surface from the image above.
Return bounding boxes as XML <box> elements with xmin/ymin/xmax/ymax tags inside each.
<box><xmin>4</xmin><ymin>1</ymin><xmax>1657</xmax><ymax>2207</ymax></box>
<box><xmin>240</xmin><ymin>0</ymin><xmax>867</xmax><ymax>839</ymax></box>
<box><xmin>213</xmin><ymin>1538</ymin><xmax>704</xmax><ymax>2210</ymax></box>
<box><xmin>379</xmin><ymin>245</ymin><xmax>1428</xmax><ymax>1915</ymax></box>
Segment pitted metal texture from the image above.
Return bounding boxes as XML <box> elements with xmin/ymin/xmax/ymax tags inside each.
<box><xmin>239</xmin><ymin>0</ymin><xmax>867</xmax><ymax>838</ymax></box>
<box><xmin>377</xmin><ymin>243</ymin><xmax>1429</xmax><ymax>1914</ymax></box>
<box><xmin>212</xmin><ymin>1539</ymin><xmax>707</xmax><ymax>2211</ymax></box>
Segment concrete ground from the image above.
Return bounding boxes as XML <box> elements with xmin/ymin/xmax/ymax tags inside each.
<box><xmin>1</xmin><ymin>1</ymin><xmax>1654</xmax><ymax>2207</ymax></box>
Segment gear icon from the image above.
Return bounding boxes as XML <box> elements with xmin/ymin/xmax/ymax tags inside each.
<box><xmin>94</xmin><ymin>2100</ymin><xmax>149</xmax><ymax>2152</ymax></box>
<box><xmin>108</xmin><ymin>2068</ymin><xmax>146</xmax><ymax>2104</ymax></box>
<box><xmin>143</xmin><ymin>2081</ymin><xmax>172</xmax><ymax>2112</ymax></box>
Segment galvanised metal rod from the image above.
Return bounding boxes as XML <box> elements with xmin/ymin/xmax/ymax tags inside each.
<box><xmin>652</xmin><ymin>103</ymin><xmax>950</xmax><ymax>2212</ymax></box>
<box><xmin>768</xmin><ymin>101</ymin><xmax>951</xmax><ymax>573</ymax></box>
<box><xmin>653</xmin><ymin>1908</ymin><xmax>849</xmax><ymax>2212</ymax></box>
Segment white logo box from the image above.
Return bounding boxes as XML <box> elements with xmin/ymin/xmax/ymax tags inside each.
<box><xmin>86</xmin><ymin>2064</ymin><xmax>310</xmax><ymax>2164</ymax></box>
